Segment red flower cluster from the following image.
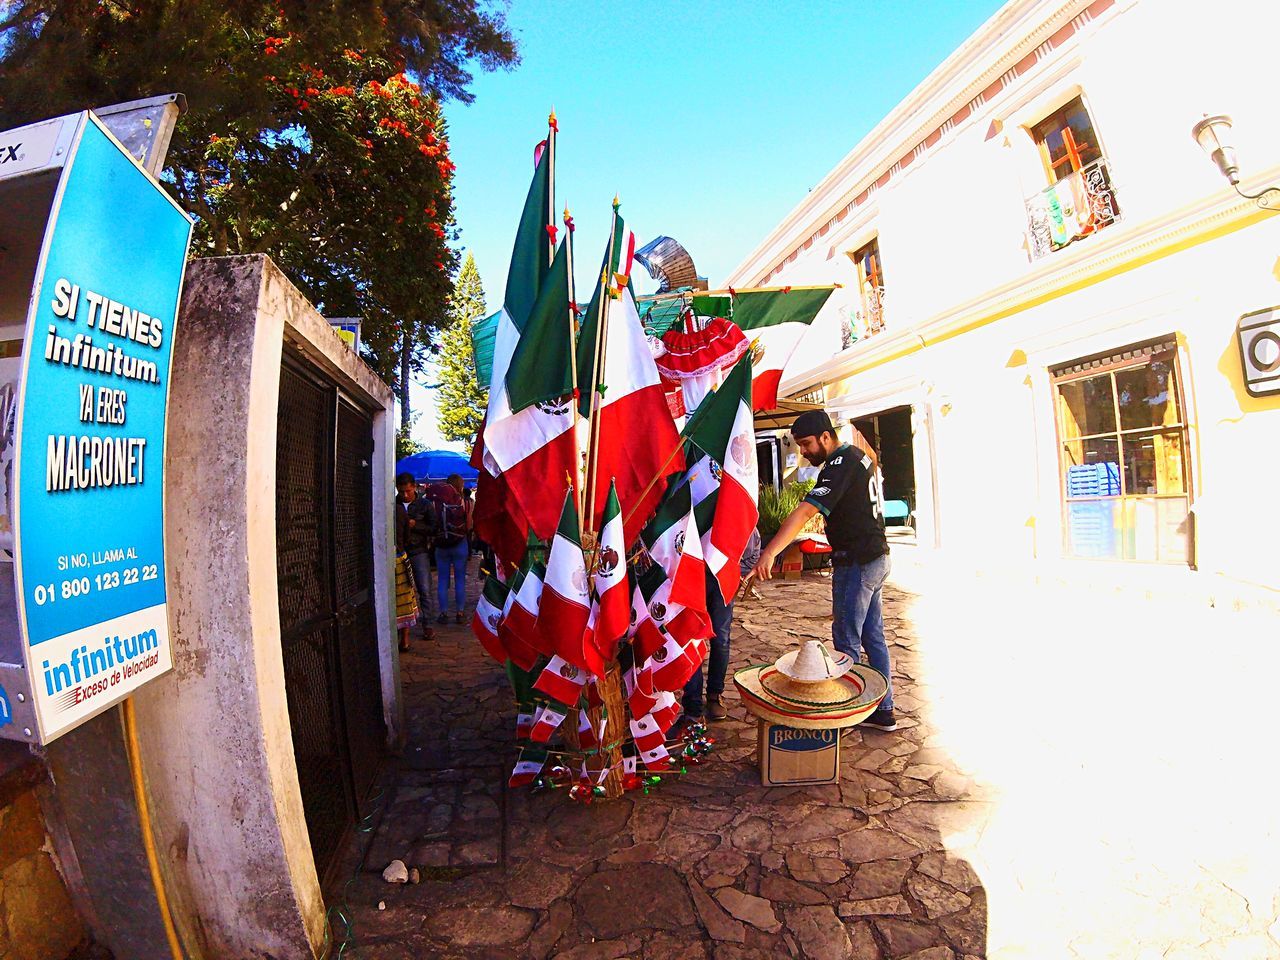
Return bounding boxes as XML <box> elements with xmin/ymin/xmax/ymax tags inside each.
<box><xmin>343</xmin><ymin>49</ymin><xmax>363</xmax><ymax>62</ymax></box>
<box><xmin>263</xmin><ymin>36</ymin><xmax>287</xmax><ymax>56</ymax></box>
<box><xmin>326</xmin><ymin>86</ymin><xmax>355</xmax><ymax>97</ymax></box>
<box><xmin>379</xmin><ymin>117</ymin><xmax>412</xmax><ymax>138</ymax></box>
<box><xmin>429</xmin><ymin>223</ymin><xmax>446</xmax><ymax>238</ymax></box>
<box><xmin>437</xmin><ymin>159</ymin><xmax>456</xmax><ymax>178</ymax></box>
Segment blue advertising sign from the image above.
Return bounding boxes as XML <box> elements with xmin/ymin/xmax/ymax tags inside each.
<box><xmin>13</xmin><ymin>114</ymin><xmax>192</xmax><ymax>741</ymax></box>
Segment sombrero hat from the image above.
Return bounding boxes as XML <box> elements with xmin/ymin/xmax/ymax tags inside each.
<box><xmin>734</xmin><ymin>641</ymin><xmax>887</xmax><ymax>730</ymax></box>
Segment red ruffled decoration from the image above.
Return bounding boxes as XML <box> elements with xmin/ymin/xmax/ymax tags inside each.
<box><xmin>656</xmin><ymin>316</ymin><xmax>748</xmax><ymax>380</ymax></box>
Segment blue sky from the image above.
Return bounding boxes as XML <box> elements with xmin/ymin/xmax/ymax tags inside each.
<box><xmin>411</xmin><ymin>0</ymin><xmax>1005</xmax><ymax>447</ymax></box>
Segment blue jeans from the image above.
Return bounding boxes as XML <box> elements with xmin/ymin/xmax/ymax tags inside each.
<box><xmin>832</xmin><ymin>552</ymin><xmax>893</xmax><ymax>712</ymax></box>
<box><xmin>683</xmin><ymin>571</ymin><xmax>734</xmax><ymax>716</ymax></box>
<box><xmin>407</xmin><ymin>551</ymin><xmax>433</xmax><ymax>619</ymax></box>
<box><xmin>435</xmin><ymin>541</ymin><xmax>468</xmax><ymax>614</ymax></box>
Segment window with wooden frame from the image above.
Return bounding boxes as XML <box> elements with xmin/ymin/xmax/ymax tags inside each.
<box><xmin>1024</xmin><ymin>95</ymin><xmax>1120</xmax><ymax>258</ymax></box>
<box><xmin>1052</xmin><ymin>338</ymin><xmax>1192</xmax><ymax>564</ymax></box>
<box><xmin>849</xmin><ymin>238</ymin><xmax>885</xmax><ymax>338</ymax></box>
<box><xmin>1031</xmin><ymin>96</ymin><xmax>1102</xmax><ymax>185</ymax></box>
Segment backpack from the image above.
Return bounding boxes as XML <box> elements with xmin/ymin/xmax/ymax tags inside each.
<box><xmin>427</xmin><ymin>484</ymin><xmax>467</xmax><ymax>547</ymax></box>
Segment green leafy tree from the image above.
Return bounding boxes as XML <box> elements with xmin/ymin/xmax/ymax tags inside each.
<box><xmin>436</xmin><ymin>251</ymin><xmax>488</xmax><ymax>446</ymax></box>
<box><xmin>0</xmin><ymin>1</ymin><xmax>517</xmax><ymax>415</ymax></box>
<box><xmin>396</xmin><ymin>419</ymin><xmax>426</xmax><ymax>461</ymax></box>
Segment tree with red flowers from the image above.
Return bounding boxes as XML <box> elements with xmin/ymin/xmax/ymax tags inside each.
<box><xmin>0</xmin><ymin>1</ymin><xmax>517</xmax><ymax>412</ymax></box>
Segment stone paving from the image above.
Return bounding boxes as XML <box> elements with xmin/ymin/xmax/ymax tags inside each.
<box><xmin>339</xmin><ymin>564</ymin><xmax>991</xmax><ymax>959</ymax></box>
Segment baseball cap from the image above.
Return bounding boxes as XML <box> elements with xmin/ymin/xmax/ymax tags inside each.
<box><xmin>791</xmin><ymin>410</ymin><xmax>835</xmax><ymax>440</ymax></box>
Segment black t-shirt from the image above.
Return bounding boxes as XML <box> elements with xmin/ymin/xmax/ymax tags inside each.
<box><xmin>804</xmin><ymin>444</ymin><xmax>888</xmax><ymax>564</ymax></box>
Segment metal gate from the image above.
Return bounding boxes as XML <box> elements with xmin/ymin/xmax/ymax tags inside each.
<box><xmin>275</xmin><ymin>355</ymin><xmax>384</xmax><ymax>885</ymax></box>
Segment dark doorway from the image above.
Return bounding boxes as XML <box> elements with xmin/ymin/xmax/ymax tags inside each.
<box><xmin>853</xmin><ymin>406</ymin><xmax>916</xmax><ymax>525</ymax></box>
<box><xmin>275</xmin><ymin>352</ymin><xmax>384</xmax><ymax>886</ymax></box>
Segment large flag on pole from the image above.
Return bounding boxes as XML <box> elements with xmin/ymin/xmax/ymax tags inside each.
<box><xmin>482</xmin><ymin>238</ymin><xmax>580</xmax><ymax>541</ymax></box>
<box><xmin>681</xmin><ymin>355</ymin><xmax>759</xmax><ymax>602</ymax></box>
<box><xmin>474</xmin><ymin>121</ymin><xmax>557</xmax><ymax>563</ymax></box>
<box><xmin>727</xmin><ymin>288</ymin><xmax>835</xmax><ymax>411</ymax></box>
<box><xmin>577</xmin><ymin>210</ymin><xmax>683</xmax><ymax>541</ymax></box>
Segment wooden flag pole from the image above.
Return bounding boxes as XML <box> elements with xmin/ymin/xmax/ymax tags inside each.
<box><xmin>562</xmin><ymin>208</ymin><xmax>584</xmax><ymax>535</ymax></box>
<box><xmin>583</xmin><ymin>199</ymin><xmax>618</xmax><ymax>542</ymax></box>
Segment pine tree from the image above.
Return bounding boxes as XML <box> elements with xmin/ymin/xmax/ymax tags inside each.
<box><xmin>436</xmin><ymin>252</ymin><xmax>489</xmax><ymax>446</ymax></box>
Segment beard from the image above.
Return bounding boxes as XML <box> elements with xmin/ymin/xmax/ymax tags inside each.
<box><xmin>802</xmin><ymin>449</ymin><xmax>828</xmax><ymax>466</ymax></box>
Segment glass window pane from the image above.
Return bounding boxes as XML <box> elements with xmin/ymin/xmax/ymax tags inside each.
<box><xmin>1057</xmin><ymin>374</ymin><xmax>1116</xmax><ymax>438</ymax></box>
<box><xmin>1116</xmin><ymin>358</ymin><xmax>1180</xmax><ymax>430</ymax></box>
<box><xmin>1066</xmin><ymin>499</ymin><xmax>1121</xmax><ymax>559</ymax></box>
<box><xmin>1062</xmin><ymin>437</ymin><xmax>1120</xmax><ymax>498</ymax></box>
<box><xmin>1122</xmin><ymin>430</ymin><xmax>1186</xmax><ymax>496</ymax></box>
<box><xmin>1119</xmin><ymin>497</ymin><xmax>1191</xmax><ymax>563</ymax></box>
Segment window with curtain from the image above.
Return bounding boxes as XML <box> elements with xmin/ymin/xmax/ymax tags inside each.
<box><xmin>1053</xmin><ymin>338</ymin><xmax>1192</xmax><ymax>564</ymax></box>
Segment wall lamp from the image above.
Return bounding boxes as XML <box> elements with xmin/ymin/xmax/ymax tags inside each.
<box><xmin>1192</xmin><ymin>113</ymin><xmax>1280</xmax><ymax>210</ymax></box>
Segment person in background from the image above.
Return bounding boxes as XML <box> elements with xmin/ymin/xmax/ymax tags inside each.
<box><xmin>434</xmin><ymin>473</ymin><xmax>471</xmax><ymax>624</ymax></box>
<box><xmin>753</xmin><ymin>410</ymin><xmax>896</xmax><ymax>731</ymax></box>
<box><xmin>682</xmin><ymin>526</ymin><xmax>762</xmax><ymax>725</ymax></box>
<box><xmin>396</xmin><ymin>473</ymin><xmax>436</xmax><ymax>642</ymax></box>
<box><xmin>393</xmin><ymin>481</ymin><xmax>420</xmax><ymax>652</ymax></box>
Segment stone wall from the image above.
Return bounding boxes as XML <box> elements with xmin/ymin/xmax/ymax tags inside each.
<box><xmin>0</xmin><ymin>742</ymin><xmax>85</xmax><ymax>960</ymax></box>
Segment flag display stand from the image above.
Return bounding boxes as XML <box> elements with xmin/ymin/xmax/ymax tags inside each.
<box><xmin>470</xmin><ymin>114</ymin><xmax>833</xmax><ymax>804</ymax></box>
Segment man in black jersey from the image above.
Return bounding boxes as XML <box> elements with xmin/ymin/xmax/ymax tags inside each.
<box><xmin>753</xmin><ymin>410</ymin><xmax>896</xmax><ymax>730</ymax></box>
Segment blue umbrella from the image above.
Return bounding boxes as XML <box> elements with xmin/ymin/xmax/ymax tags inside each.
<box><xmin>396</xmin><ymin>449</ymin><xmax>479</xmax><ymax>485</ymax></box>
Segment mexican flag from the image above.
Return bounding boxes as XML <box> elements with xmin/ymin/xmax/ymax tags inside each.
<box><xmin>536</xmin><ymin>491</ymin><xmax>593</xmax><ymax>672</ymax></box>
<box><xmin>577</xmin><ymin>212</ymin><xmax>683</xmax><ymax>541</ymax></box>
<box><xmin>509</xmin><ymin>746</ymin><xmax>548</xmax><ymax>788</ymax></box>
<box><xmin>499</xmin><ymin>558</ymin><xmax>546</xmax><ymax>672</ymax></box>
<box><xmin>472</xmin><ymin>574</ymin><xmax>511</xmax><ymax>664</ymax></box>
<box><xmin>629</xmin><ymin>554</ymin><xmax>710</xmax><ymax>664</ymax></box>
<box><xmin>482</xmin><ymin>239</ymin><xmax>580</xmax><ymax>541</ymax></box>
<box><xmin>730</xmin><ymin>287</ymin><xmax>834</xmax><ymax>411</ymax></box>
<box><xmin>585</xmin><ymin>481</ymin><xmax>629</xmax><ymax>671</ymax></box>
<box><xmin>682</xmin><ymin>355</ymin><xmax>759</xmax><ymax>602</ymax></box>
<box><xmin>533</xmin><ymin>653</ymin><xmax>589</xmax><ymax>707</ymax></box>
<box><xmin>473</xmin><ymin>125</ymin><xmax>557</xmax><ymax>560</ymax></box>
<box><xmin>629</xmin><ymin>713</ymin><xmax>666</xmax><ymax>753</ymax></box>
<box><xmin>528</xmin><ymin>702</ymin><xmax>568</xmax><ymax>743</ymax></box>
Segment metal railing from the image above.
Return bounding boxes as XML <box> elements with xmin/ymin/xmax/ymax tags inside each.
<box><xmin>1025</xmin><ymin>157</ymin><xmax>1121</xmax><ymax>260</ymax></box>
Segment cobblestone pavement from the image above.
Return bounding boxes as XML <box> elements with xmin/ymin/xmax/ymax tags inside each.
<box><xmin>336</xmin><ymin>557</ymin><xmax>1280</xmax><ymax>959</ymax></box>
<box><xmin>339</xmin><ymin>564</ymin><xmax>989</xmax><ymax>960</ymax></box>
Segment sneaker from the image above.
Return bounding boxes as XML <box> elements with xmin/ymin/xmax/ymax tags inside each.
<box><xmin>454</xmin><ymin>612</ymin><xmax>465</xmax><ymax>625</ymax></box>
<box><xmin>861</xmin><ymin>708</ymin><xmax>897</xmax><ymax>731</ymax></box>
<box><xmin>436</xmin><ymin>612</ymin><xmax>448</xmax><ymax>625</ymax></box>
<box><xmin>706</xmin><ymin>698</ymin><xmax>729</xmax><ymax>721</ymax></box>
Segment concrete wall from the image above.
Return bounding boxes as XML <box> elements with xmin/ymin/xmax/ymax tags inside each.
<box><xmin>123</xmin><ymin>255</ymin><xmax>395</xmax><ymax>959</ymax></box>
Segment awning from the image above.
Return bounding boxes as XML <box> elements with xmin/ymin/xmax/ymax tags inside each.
<box><xmin>754</xmin><ymin>399</ymin><xmax>822</xmax><ymax>432</ymax></box>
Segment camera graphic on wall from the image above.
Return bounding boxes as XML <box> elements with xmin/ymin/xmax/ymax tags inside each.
<box><xmin>1237</xmin><ymin>307</ymin><xmax>1280</xmax><ymax>398</ymax></box>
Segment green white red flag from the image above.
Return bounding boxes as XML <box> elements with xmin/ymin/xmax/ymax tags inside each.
<box><xmin>508</xmin><ymin>746</ymin><xmax>548</xmax><ymax>787</ymax></box>
<box><xmin>577</xmin><ymin>211</ymin><xmax>683</xmax><ymax>541</ymax></box>
<box><xmin>481</xmin><ymin>239</ymin><xmax>580</xmax><ymax>541</ymax></box>
<box><xmin>729</xmin><ymin>287</ymin><xmax>834</xmax><ymax>411</ymax></box>
<box><xmin>584</xmin><ymin>481</ymin><xmax>629</xmax><ymax>672</ymax></box>
<box><xmin>473</xmin><ymin>125</ymin><xmax>557</xmax><ymax>564</ymax></box>
<box><xmin>681</xmin><ymin>355</ymin><xmax>759</xmax><ymax>602</ymax></box>
<box><xmin>533</xmin><ymin>654</ymin><xmax>589</xmax><ymax>707</ymax></box>
<box><xmin>472</xmin><ymin>574</ymin><xmax>511</xmax><ymax>664</ymax></box>
<box><xmin>536</xmin><ymin>490</ymin><xmax>593</xmax><ymax>672</ymax></box>
<box><xmin>499</xmin><ymin>557</ymin><xmax>546</xmax><ymax>672</ymax></box>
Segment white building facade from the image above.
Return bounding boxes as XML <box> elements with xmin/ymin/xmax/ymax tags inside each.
<box><xmin>731</xmin><ymin>0</ymin><xmax>1280</xmax><ymax>606</ymax></box>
